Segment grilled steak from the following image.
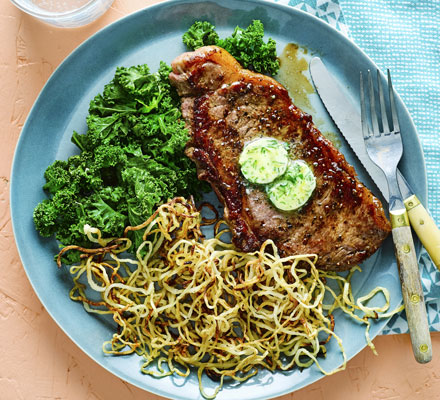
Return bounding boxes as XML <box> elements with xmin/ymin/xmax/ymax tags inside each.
<box><xmin>169</xmin><ymin>46</ymin><xmax>391</xmax><ymax>271</ymax></box>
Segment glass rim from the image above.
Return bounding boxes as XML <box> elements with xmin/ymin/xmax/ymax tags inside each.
<box><xmin>10</xmin><ymin>0</ymin><xmax>109</xmax><ymax>19</ymax></box>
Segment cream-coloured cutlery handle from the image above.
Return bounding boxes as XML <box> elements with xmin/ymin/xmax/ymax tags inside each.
<box><xmin>404</xmin><ymin>194</ymin><xmax>440</xmax><ymax>269</ymax></box>
<box><xmin>391</xmin><ymin>214</ymin><xmax>432</xmax><ymax>363</ymax></box>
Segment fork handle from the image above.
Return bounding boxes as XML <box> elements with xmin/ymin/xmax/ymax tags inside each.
<box><xmin>391</xmin><ymin>210</ymin><xmax>432</xmax><ymax>363</ymax></box>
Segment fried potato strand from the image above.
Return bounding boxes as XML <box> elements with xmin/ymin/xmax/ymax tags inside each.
<box><xmin>61</xmin><ymin>197</ymin><xmax>402</xmax><ymax>399</ymax></box>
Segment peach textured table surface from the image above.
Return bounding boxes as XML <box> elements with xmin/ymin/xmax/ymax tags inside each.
<box><xmin>2</xmin><ymin>1</ymin><xmax>440</xmax><ymax>399</ymax></box>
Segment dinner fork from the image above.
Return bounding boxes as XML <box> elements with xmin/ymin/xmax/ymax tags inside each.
<box><xmin>360</xmin><ymin>70</ymin><xmax>432</xmax><ymax>363</ymax></box>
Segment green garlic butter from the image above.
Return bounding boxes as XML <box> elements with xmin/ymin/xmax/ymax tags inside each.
<box><xmin>266</xmin><ymin>160</ymin><xmax>316</xmax><ymax>211</ymax></box>
<box><xmin>239</xmin><ymin>138</ymin><xmax>289</xmax><ymax>184</ymax></box>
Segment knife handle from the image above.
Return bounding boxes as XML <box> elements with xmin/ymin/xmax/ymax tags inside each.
<box><xmin>404</xmin><ymin>194</ymin><xmax>440</xmax><ymax>269</ymax></box>
<box><xmin>391</xmin><ymin>210</ymin><xmax>432</xmax><ymax>363</ymax></box>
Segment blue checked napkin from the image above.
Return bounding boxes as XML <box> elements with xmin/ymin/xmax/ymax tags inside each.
<box><xmin>272</xmin><ymin>0</ymin><xmax>440</xmax><ymax>334</ymax></box>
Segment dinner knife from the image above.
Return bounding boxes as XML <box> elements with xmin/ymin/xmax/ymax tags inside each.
<box><xmin>309</xmin><ymin>57</ymin><xmax>440</xmax><ymax>269</ymax></box>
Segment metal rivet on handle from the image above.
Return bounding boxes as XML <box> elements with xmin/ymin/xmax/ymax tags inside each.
<box><xmin>420</xmin><ymin>344</ymin><xmax>429</xmax><ymax>353</ymax></box>
<box><xmin>391</xmin><ymin>213</ymin><xmax>410</xmax><ymax>228</ymax></box>
<box><xmin>410</xmin><ymin>294</ymin><xmax>420</xmax><ymax>303</ymax></box>
<box><xmin>403</xmin><ymin>244</ymin><xmax>411</xmax><ymax>253</ymax></box>
<box><xmin>419</xmin><ymin>219</ymin><xmax>425</xmax><ymax>225</ymax></box>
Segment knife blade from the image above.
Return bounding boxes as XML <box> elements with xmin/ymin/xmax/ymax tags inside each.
<box><xmin>309</xmin><ymin>56</ymin><xmax>440</xmax><ymax>269</ymax></box>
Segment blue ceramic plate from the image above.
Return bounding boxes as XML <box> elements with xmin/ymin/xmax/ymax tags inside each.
<box><xmin>10</xmin><ymin>1</ymin><xmax>426</xmax><ymax>399</ymax></box>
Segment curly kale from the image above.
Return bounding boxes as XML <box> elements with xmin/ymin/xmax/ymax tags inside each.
<box><xmin>35</xmin><ymin>21</ymin><xmax>280</xmax><ymax>263</ymax></box>
<box><xmin>34</xmin><ymin>62</ymin><xmax>209</xmax><ymax>262</ymax></box>
<box><xmin>182</xmin><ymin>21</ymin><xmax>220</xmax><ymax>49</ymax></box>
<box><xmin>182</xmin><ymin>20</ymin><xmax>279</xmax><ymax>75</ymax></box>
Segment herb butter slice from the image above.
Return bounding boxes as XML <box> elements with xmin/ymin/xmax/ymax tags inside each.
<box><xmin>239</xmin><ymin>138</ymin><xmax>289</xmax><ymax>184</ymax></box>
<box><xmin>267</xmin><ymin>160</ymin><xmax>316</xmax><ymax>211</ymax></box>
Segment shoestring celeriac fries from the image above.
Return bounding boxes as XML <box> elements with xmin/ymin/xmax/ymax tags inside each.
<box><xmin>57</xmin><ymin>197</ymin><xmax>402</xmax><ymax>399</ymax></box>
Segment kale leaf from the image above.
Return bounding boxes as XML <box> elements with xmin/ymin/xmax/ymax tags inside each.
<box><xmin>182</xmin><ymin>21</ymin><xmax>220</xmax><ymax>49</ymax></box>
<box><xmin>182</xmin><ymin>20</ymin><xmax>279</xmax><ymax>75</ymax></box>
<box><xmin>34</xmin><ymin>62</ymin><xmax>209</xmax><ymax>261</ymax></box>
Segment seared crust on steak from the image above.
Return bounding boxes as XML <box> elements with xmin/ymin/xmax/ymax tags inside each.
<box><xmin>169</xmin><ymin>46</ymin><xmax>391</xmax><ymax>271</ymax></box>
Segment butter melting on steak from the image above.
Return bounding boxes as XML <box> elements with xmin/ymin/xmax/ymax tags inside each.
<box><xmin>169</xmin><ymin>46</ymin><xmax>391</xmax><ymax>271</ymax></box>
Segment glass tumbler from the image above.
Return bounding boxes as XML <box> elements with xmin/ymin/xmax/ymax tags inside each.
<box><xmin>10</xmin><ymin>0</ymin><xmax>115</xmax><ymax>28</ymax></box>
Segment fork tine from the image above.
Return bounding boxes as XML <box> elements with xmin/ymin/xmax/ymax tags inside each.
<box><xmin>387</xmin><ymin>69</ymin><xmax>400</xmax><ymax>133</ymax></box>
<box><xmin>360</xmin><ymin>71</ymin><xmax>370</xmax><ymax>139</ymax></box>
<box><xmin>367</xmin><ymin>70</ymin><xmax>380</xmax><ymax>136</ymax></box>
<box><xmin>377</xmin><ymin>70</ymin><xmax>390</xmax><ymax>134</ymax></box>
